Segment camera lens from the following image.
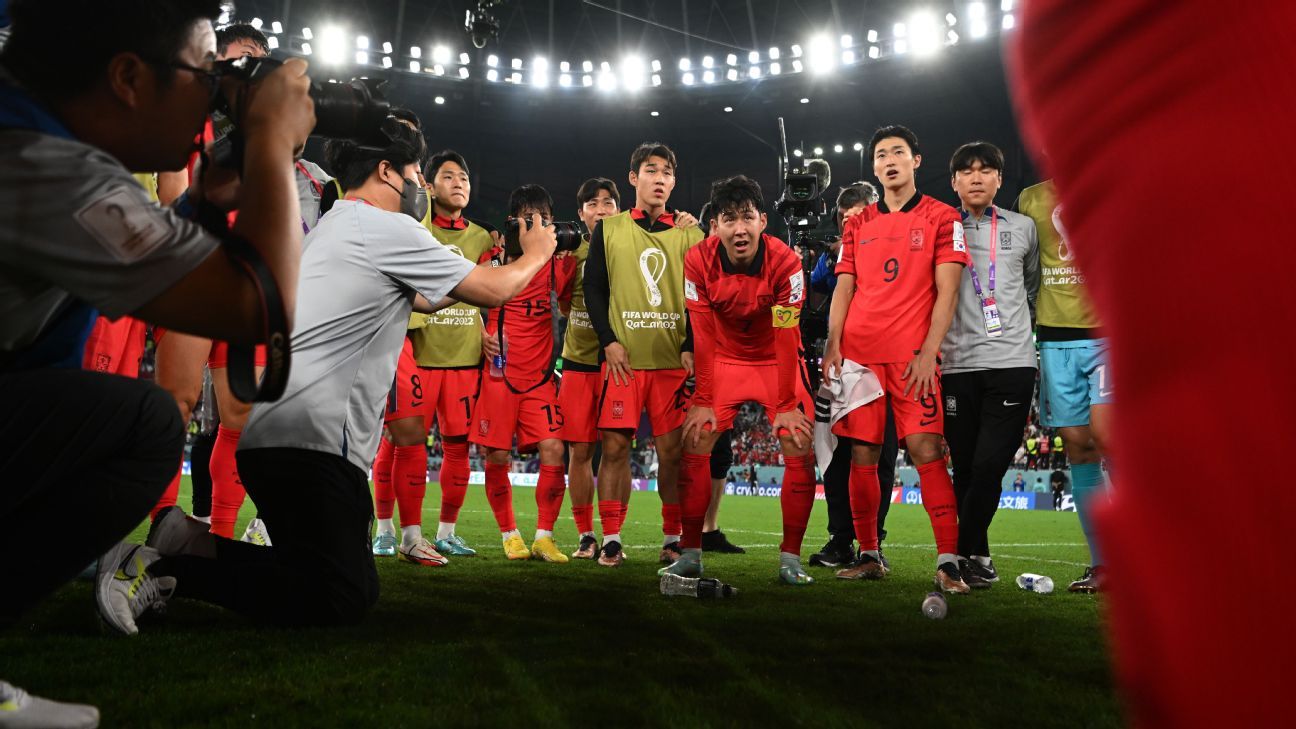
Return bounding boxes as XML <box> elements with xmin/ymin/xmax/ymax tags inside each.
<box><xmin>309</xmin><ymin>79</ymin><xmax>392</xmax><ymax>146</ymax></box>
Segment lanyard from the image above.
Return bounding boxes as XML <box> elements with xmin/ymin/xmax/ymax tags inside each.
<box><xmin>345</xmin><ymin>196</ymin><xmax>376</xmax><ymax>207</ymax></box>
<box><xmin>966</xmin><ymin>207</ymin><xmax>998</xmax><ymax>299</ymax></box>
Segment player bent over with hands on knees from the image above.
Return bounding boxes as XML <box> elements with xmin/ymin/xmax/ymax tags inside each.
<box><xmin>134</xmin><ymin>117</ymin><xmax>558</xmax><ymax>630</ymax></box>
<box><xmin>0</xmin><ymin>0</ymin><xmax>313</xmax><ymax>723</ymax></box>
<box><xmin>821</xmin><ymin>125</ymin><xmax>973</xmax><ymax>594</ymax></box>
<box><xmin>468</xmin><ymin>185</ymin><xmax>578</xmax><ymax>562</ymax></box>
<box><xmin>667</xmin><ymin>176</ymin><xmax>817</xmax><ymax>585</ymax></box>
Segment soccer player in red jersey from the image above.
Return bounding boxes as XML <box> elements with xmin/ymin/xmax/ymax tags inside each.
<box><xmin>469</xmin><ymin>185</ymin><xmax>577</xmax><ymax>562</ymax></box>
<box><xmin>823</xmin><ymin>125</ymin><xmax>972</xmax><ymax>594</ymax></box>
<box><xmin>667</xmin><ymin>176</ymin><xmax>816</xmax><ymax>584</ymax></box>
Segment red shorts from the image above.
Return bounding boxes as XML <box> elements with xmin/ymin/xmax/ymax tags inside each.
<box><xmin>708</xmin><ymin>361</ymin><xmax>814</xmax><ymax>433</ymax></box>
<box><xmin>82</xmin><ymin>316</ymin><xmax>147</xmax><ymax>377</ymax></box>
<box><xmin>384</xmin><ymin>342</ymin><xmax>480</xmax><ymax>437</ymax></box>
<box><xmin>385</xmin><ymin>340</ymin><xmax>426</xmax><ymax>423</ymax></box>
<box><xmin>469</xmin><ymin>373</ymin><xmax>563</xmax><ymax>451</ymax></box>
<box><xmin>596</xmin><ymin>366</ymin><xmax>690</xmax><ymax>436</ymax></box>
<box><xmin>558</xmin><ymin>368</ymin><xmax>601</xmax><ymax>443</ymax></box>
<box><xmin>153</xmin><ymin>327</ymin><xmax>267</xmax><ymax>369</ymax></box>
<box><xmin>832</xmin><ymin>362</ymin><xmax>944</xmax><ymax>442</ymax></box>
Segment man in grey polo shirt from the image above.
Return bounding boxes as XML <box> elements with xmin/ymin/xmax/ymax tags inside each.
<box><xmin>143</xmin><ymin>119</ymin><xmax>557</xmax><ymax>627</ymax></box>
<box><xmin>940</xmin><ymin>141</ymin><xmax>1040</xmax><ymax>589</ymax></box>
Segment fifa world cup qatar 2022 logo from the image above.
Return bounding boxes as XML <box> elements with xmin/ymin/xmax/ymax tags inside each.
<box><xmin>1051</xmin><ymin>204</ymin><xmax>1074</xmax><ymax>262</ymax></box>
<box><xmin>639</xmin><ymin>247</ymin><xmax>667</xmax><ymax>306</ymax></box>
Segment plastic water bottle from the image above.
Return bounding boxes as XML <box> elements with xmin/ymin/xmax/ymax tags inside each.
<box><xmin>922</xmin><ymin>591</ymin><xmax>947</xmax><ymax>620</ymax></box>
<box><xmin>659</xmin><ymin>573</ymin><xmax>738</xmax><ymax>598</ymax></box>
<box><xmin>488</xmin><ymin>335</ymin><xmax>508</xmax><ymax>378</ymax></box>
<box><xmin>1016</xmin><ymin>573</ymin><xmax>1055</xmax><ymax>594</ymax></box>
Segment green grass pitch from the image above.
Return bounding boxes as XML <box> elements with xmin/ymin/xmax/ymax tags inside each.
<box><xmin>2</xmin><ymin>478</ymin><xmax>1120</xmax><ymax>728</ymax></box>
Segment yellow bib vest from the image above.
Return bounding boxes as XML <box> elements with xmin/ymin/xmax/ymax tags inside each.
<box><xmin>408</xmin><ymin>220</ymin><xmax>496</xmax><ymax>368</ymax></box>
<box><xmin>561</xmin><ymin>237</ymin><xmax>600</xmax><ymax>367</ymax></box>
<box><xmin>600</xmin><ymin>212</ymin><xmax>702</xmax><ymax>370</ymax></box>
<box><xmin>1017</xmin><ymin>180</ymin><xmax>1100</xmax><ymax>330</ymax></box>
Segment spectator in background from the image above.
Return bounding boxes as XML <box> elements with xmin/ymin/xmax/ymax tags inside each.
<box><xmin>1052</xmin><ymin>433</ymin><xmax>1066</xmax><ymax>469</ymax></box>
<box><xmin>1051</xmin><ymin>470</ymin><xmax>1068</xmax><ymax>510</ymax></box>
<box><xmin>1012</xmin><ymin>472</ymin><xmax>1027</xmax><ymax>492</ymax></box>
<box><xmin>1025</xmin><ymin>435</ymin><xmax>1039</xmax><ymax>469</ymax></box>
<box><xmin>1034</xmin><ymin>476</ymin><xmax>1047</xmax><ymax>494</ymax></box>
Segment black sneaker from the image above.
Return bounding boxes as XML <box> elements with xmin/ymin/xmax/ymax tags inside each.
<box><xmin>1068</xmin><ymin>565</ymin><xmax>1105</xmax><ymax>593</ymax></box>
<box><xmin>964</xmin><ymin>557</ymin><xmax>999</xmax><ymax>583</ymax></box>
<box><xmin>959</xmin><ymin>559</ymin><xmax>993</xmax><ymax>590</ymax></box>
<box><xmin>935</xmin><ymin>562</ymin><xmax>971</xmax><ymax>594</ymax></box>
<box><xmin>701</xmin><ymin>529</ymin><xmax>746</xmax><ymax>554</ymax></box>
<box><xmin>596</xmin><ymin>540</ymin><xmax>624</xmax><ymax>567</ymax></box>
<box><xmin>877</xmin><ymin>545</ymin><xmax>891</xmax><ymax>573</ymax></box>
<box><xmin>808</xmin><ymin>538</ymin><xmax>856</xmax><ymax>568</ymax></box>
<box><xmin>659</xmin><ymin>541</ymin><xmax>684</xmax><ymax>564</ymax></box>
<box><xmin>571</xmin><ymin>534</ymin><xmax>599</xmax><ymax>559</ymax></box>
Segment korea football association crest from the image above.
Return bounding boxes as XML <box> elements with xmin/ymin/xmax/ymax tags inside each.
<box><xmin>479</xmin><ymin>419</ymin><xmax>490</xmax><ymax>435</ymax></box>
<box><xmin>945</xmin><ymin>395</ymin><xmax>957</xmax><ymax>415</ymax></box>
<box><xmin>612</xmin><ymin>400</ymin><xmax>625</xmax><ymax>419</ymax></box>
<box><xmin>999</xmin><ymin>231</ymin><xmax>1013</xmax><ymax>250</ymax></box>
<box><xmin>639</xmin><ymin>248</ymin><xmax>667</xmax><ymax>306</ymax></box>
<box><xmin>909</xmin><ymin>228</ymin><xmax>925</xmax><ymax>251</ymax></box>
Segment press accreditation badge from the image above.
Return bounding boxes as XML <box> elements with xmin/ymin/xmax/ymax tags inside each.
<box><xmin>981</xmin><ymin>297</ymin><xmax>1004</xmax><ymax>338</ymax></box>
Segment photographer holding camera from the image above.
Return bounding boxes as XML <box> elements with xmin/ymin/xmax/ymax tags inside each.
<box><xmin>140</xmin><ymin>118</ymin><xmax>558</xmax><ymax>630</ymax></box>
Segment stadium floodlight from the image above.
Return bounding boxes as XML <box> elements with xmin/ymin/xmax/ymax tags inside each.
<box><xmin>460</xmin><ymin>52</ymin><xmax>470</xmax><ymax>65</ymax></box>
<box><xmin>432</xmin><ymin>64</ymin><xmax>445</xmax><ymax>75</ymax></box>
<box><xmin>769</xmin><ymin>62</ymin><xmax>781</xmax><ymax>75</ymax></box>
<box><xmin>300</xmin><ymin>42</ymin><xmax>312</xmax><ymax>55</ymax></box>
<box><xmin>853</xmin><ymin>142</ymin><xmax>864</xmax><ymax>151</ymax></box>
<box><xmin>559</xmin><ymin>73</ymin><xmax>572</xmax><ymax>87</ymax></box>
<box><xmin>600</xmin><ymin>61</ymin><xmax>612</xmax><ymax>72</ymax></box>
<box><xmin>911</xmin><ymin>13</ymin><xmax>942</xmax><ymax>55</ymax></box>
<box><xmin>266</xmin><ymin>36</ymin><xmax>279</xmax><ymax>50</ymax></box>
<box><xmin>748</xmin><ymin>65</ymin><xmax>761</xmax><ymax>79</ymax></box>
<box><xmin>1001</xmin><ymin>0</ymin><xmax>1014</xmax><ymax>10</ymax></box>
<box><xmin>302</xmin><ymin>26</ymin><xmax>313</xmax><ymax>40</ymax></box>
<box><xmin>800</xmin><ymin>97</ymin><xmax>810</xmax><ymax>104</ymax></box>
<box><xmin>894</xmin><ymin>39</ymin><xmax>908</xmax><ymax>54</ymax></box>
<box><xmin>598</xmin><ymin>68</ymin><xmax>618</xmax><ymax>90</ymax></box>
<box><xmin>840</xmin><ymin>34</ymin><xmax>853</xmax><ymax>48</ymax></box>
<box><xmin>842</xmin><ymin>50</ymin><xmax>855</xmax><ymax>64</ymax></box>
<box><xmin>381</xmin><ymin>56</ymin><xmax>392</xmax><ymax>68</ymax></box>
<box><xmin>723</xmin><ymin>106</ymin><xmax>733</xmax><ymax>112</ymax></box>
<box><xmin>971</xmin><ymin>19</ymin><xmax>989</xmax><ymax>38</ymax></box>
<box><xmin>792</xmin><ymin>148</ymin><xmax>803</xmax><ymax>157</ymax></box>
<box><xmin>486</xmin><ymin>53</ymin><xmax>497</xmax><ymax>66</ymax></box>
<box><xmin>769</xmin><ymin>47</ymin><xmax>780</xmax><ymax>59</ymax></box>
<box><xmin>726</xmin><ymin>68</ymin><xmax>738</xmax><ymax>81</ymax></box>
<box><xmin>834</xmin><ymin>144</ymin><xmax>844</xmax><ymax>153</ymax></box>
<box><xmin>651</xmin><ymin>73</ymin><xmax>662</xmax><ymax>86</ymax></box>
<box><xmin>867</xmin><ymin>28</ymin><xmax>878</xmax><ymax>42</ymax></box>
<box><xmin>271</xmin><ymin>21</ymin><xmax>283</xmax><ymax>34</ymax></box>
<box><xmin>434</xmin><ymin>96</ymin><xmax>445</xmax><ymax>105</ymax></box>
<box><xmin>409</xmin><ymin>60</ymin><xmax>420</xmax><ymax>72</ymax></box>
<box><xmin>251</xmin><ymin>17</ymin><xmax>263</xmax><ymax>29</ymax></box>
<box><xmin>1003</xmin><ymin>14</ymin><xmax>1016</xmax><ymax>29</ymax></box>
<box><xmin>433</xmin><ymin>45</ymin><xmax>452</xmax><ymax>65</ymax></box>
<box><xmin>583</xmin><ymin>60</ymin><xmax>594</xmax><ymax>72</ymax></box>
<box><xmin>792</xmin><ymin>59</ymin><xmax>803</xmax><ymax>72</ymax></box>
<box><xmin>356</xmin><ymin>35</ymin><xmax>369</xmax><ymax>50</ymax></box>
<box><xmin>947</xmin><ymin>12</ymin><xmax>958</xmax><ymax>26</ymax></box>
<box><xmin>532</xmin><ymin>56</ymin><xmax>549</xmax><ymax>87</ymax></box>
<box><xmin>703</xmin><ymin>69</ymin><xmax>716</xmax><ymax>84</ymax></box>
<box><xmin>969</xmin><ymin>2</ymin><xmax>987</xmax><ymax>19</ymax></box>
<box><xmin>383</xmin><ymin>42</ymin><xmax>393</xmax><ymax>54</ymax></box>
<box><xmin>868</xmin><ymin>45</ymin><xmax>880</xmax><ymax>59</ymax></box>
<box><xmin>650</xmin><ymin>110</ymin><xmax>660</xmax><ymax>117</ymax></box>
<box><xmin>560</xmin><ymin>61</ymin><xmax>571</xmax><ymax>72</ymax></box>
<box><xmin>355</xmin><ymin>51</ymin><xmax>368</xmax><ymax>64</ymax></box>
<box><xmin>218</xmin><ymin>8</ymin><xmax>231</xmax><ymax>24</ymax></box>
<box><xmin>894</xmin><ymin>22</ymin><xmax>907</xmax><ymax>38</ymax></box>
<box><xmin>808</xmin><ymin>34</ymin><xmax>835</xmax><ymax>74</ymax></box>
<box><xmin>651</xmin><ymin>59</ymin><xmax>662</xmax><ymax>72</ymax></box>
<box><xmin>582</xmin><ymin>74</ymin><xmax>593</xmax><ymax>87</ymax></box>
<box><xmin>679</xmin><ymin>58</ymin><xmax>691</xmax><ymax>71</ymax></box>
<box><xmin>749</xmin><ymin>50</ymin><xmax>760</xmax><ymax>63</ymax></box>
<box><xmin>948</xmin><ymin>29</ymin><xmax>960</xmax><ymax>44</ymax></box>
<box><xmin>813</xmin><ymin>146</ymin><xmax>824</xmax><ymax>155</ymax></box>
<box><xmin>702</xmin><ymin>55</ymin><xmax>714</xmax><ymax>68</ymax></box>
<box><xmin>621</xmin><ymin>55</ymin><xmax>647</xmax><ymax>91</ymax></box>
<box><xmin>412</xmin><ymin>46</ymin><xmax>423</xmax><ymax>59</ymax></box>
<box><xmin>459</xmin><ymin>67</ymin><xmax>470</xmax><ymax>79</ymax></box>
<box><xmin>319</xmin><ymin>26</ymin><xmax>346</xmax><ymax>65</ymax></box>
<box><xmin>486</xmin><ymin>68</ymin><xmax>498</xmax><ymax>81</ymax></box>
<box><xmin>790</xmin><ymin>44</ymin><xmax>802</xmax><ymax>57</ymax></box>
<box><xmin>726</xmin><ymin>53</ymin><xmax>738</xmax><ymax>66</ymax></box>
<box><xmin>682</xmin><ymin>71</ymin><xmax>695</xmax><ymax>85</ymax></box>
<box><xmin>509</xmin><ymin>71</ymin><xmax>521</xmax><ymax>83</ymax></box>
<box><xmin>511</xmin><ymin>57</ymin><xmax>523</xmax><ymax>70</ymax></box>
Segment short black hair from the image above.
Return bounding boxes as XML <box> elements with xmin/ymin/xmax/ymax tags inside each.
<box><xmin>1</xmin><ymin>0</ymin><xmax>222</xmax><ymax>98</ymax></box>
<box><xmin>708</xmin><ymin>175</ymin><xmax>764</xmax><ymax>218</ymax></box>
<box><xmin>389</xmin><ymin>107</ymin><xmax>423</xmax><ymax>131</ymax></box>
<box><xmin>215</xmin><ymin>22</ymin><xmax>269</xmax><ymax>56</ymax></box>
<box><xmin>424</xmin><ymin>150</ymin><xmax>469</xmax><ymax>182</ymax></box>
<box><xmin>576</xmin><ymin>177</ymin><xmax>621</xmax><ymax>208</ymax></box>
<box><xmin>508</xmin><ymin>184</ymin><xmax>554</xmax><ymax>218</ymax></box>
<box><xmin>630</xmin><ymin>142</ymin><xmax>677</xmax><ymax>174</ymax></box>
<box><xmin>868</xmin><ymin>124</ymin><xmax>921</xmax><ymax>159</ymax></box>
<box><xmin>949</xmin><ymin>141</ymin><xmax>1005</xmax><ymax>176</ymax></box>
<box><xmin>836</xmin><ymin>181</ymin><xmax>879</xmax><ymax>210</ymax></box>
<box><xmin>324</xmin><ymin>121</ymin><xmax>428</xmax><ymax>192</ymax></box>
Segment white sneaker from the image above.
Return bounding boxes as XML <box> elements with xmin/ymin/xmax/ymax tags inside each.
<box><xmin>398</xmin><ymin>537</ymin><xmax>449</xmax><ymax>566</ymax></box>
<box><xmin>145</xmin><ymin>506</ymin><xmax>212</xmax><ymax>557</ymax></box>
<box><xmin>94</xmin><ymin>543</ymin><xmax>175</xmax><ymax>636</ymax></box>
<box><xmin>0</xmin><ymin>681</ymin><xmax>99</xmax><ymax>728</ymax></box>
<box><xmin>240</xmin><ymin>518</ymin><xmax>272</xmax><ymax>547</ymax></box>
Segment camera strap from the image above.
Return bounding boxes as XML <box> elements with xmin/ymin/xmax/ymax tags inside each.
<box><xmin>496</xmin><ymin>257</ymin><xmax>558</xmax><ymax>395</ymax></box>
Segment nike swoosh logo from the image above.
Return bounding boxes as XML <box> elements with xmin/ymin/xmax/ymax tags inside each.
<box><xmin>1003</xmin><ymin>401</ymin><xmax>1021</xmax><ymax>407</ymax></box>
<box><xmin>919</xmin><ymin>418</ymin><xmax>937</xmax><ymax>426</ymax></box>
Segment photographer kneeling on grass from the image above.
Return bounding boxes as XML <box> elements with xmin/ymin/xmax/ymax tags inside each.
<box><xmin>139</xmin><ymin>116</ymin><xmax>558</xmax><ymax>631</ymax></box>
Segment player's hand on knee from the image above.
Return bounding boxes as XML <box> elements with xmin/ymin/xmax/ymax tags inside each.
<box><xmin>604</xmin><ymin>342</ymin><xmax>632</xmax><ymax>385</ymax></box>
<box><xmin>682</xmin><ymin>406</ymin><xmax>717</xmax><ymax>448</ymax></box>
<box><xmin>773</xmin><ymin>409</ymin><xmax>813</xmax><ymax>450</ymax></box>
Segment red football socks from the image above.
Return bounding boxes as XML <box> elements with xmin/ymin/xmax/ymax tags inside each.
<box><xmin>438</xmin><ymin>439</ymin><xmax>470</xmax><ymax>525</ymax></box>
<box><xmin>484</xmin><ymin>461</ymin><xmax>515</xmax><ymax>532</ymax></box>
<box><xmin>372</xmin><ymin>438</ymin><xmax>395</xmax><ymax>520</ymax></box>
<box><xmin>598</xmin><ymin>499</ymin><xmax>622</xmax><ymax>537</ymax></box>
<box><xmin>678</xmin><ymin>452</ymin><xmax>712</xmax><ymax>550</ymax></box>
<box><xmin>392</xmin><ymin>444</ymin><xmax>427</xmax><ymax>528</ymax></box>
<box><xmin>209</xmin><ymin>426</ymin><xmax>246</xmax><ymax>538</ymax></box>
<box><xmin>779</xmin><ymin>454</ymin><xmax>816</xmax><ymax>556</ymax></box>
<box><xmin>849</xmin><ymin>463</ymin><xmax>882</xmax><ymax>552</ymax></box>
<box><xmin>535</xmin><ymin>464</ymin><xmax>567</xmax><ymax>532</ymax></box>
<box><xmin>572</xmin><ymin>504</ymin><xmax>595</xmax><ymax>534</ymax></box>
<box><xmin>661</xmin><ymin>502</ymin><xmax>682</xmax><ymax>538</ymax></box>
<box><xmin>917</xmin><ymin>459</ymin><xmax>959</xmax><ymax>555</ymax></box>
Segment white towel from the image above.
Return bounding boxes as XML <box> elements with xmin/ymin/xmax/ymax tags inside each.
<box><xmin>813</xmin><ymin>360</ymin><xmax>885</xmax><ymax>474</ymax></box>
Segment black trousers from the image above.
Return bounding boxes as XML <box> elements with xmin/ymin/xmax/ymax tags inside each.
<box><xmin>189</xmin><ymin>430</ymin><xmax>216</xmax><ymax>518</ymax></box>
<box><xmin>153</xmin><ymin>448</ymin><xmax>379</xmax><ymax>626</ymax></box>
<box><xmin>710</xmin><ymin>429</ymin><xmax>733</xmax><ymax>480</ymax></box>
<box><xmin>823</xmin><ymin>396</ymin><xmax>897</xmax><ymax>544</ymax></box>
<box><xmin>0</xmin><ymin>370</ymin><xmax>182</xmax><ymax>626</ymax></box>
<box><xmin>941</xmin><ymin>367</ymin><xmax>1037</xmax><ymax>557</ymax></box>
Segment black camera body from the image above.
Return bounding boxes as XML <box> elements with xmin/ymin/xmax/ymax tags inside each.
<box><xmin>209</xmin><ymin>56</ymin><xmax>392</xmax><ymax>169</ymax></box>
<box><xmin>503</xmin><ymin>217</ymin><xmax>582</xmax><ymax>259</ymax></box>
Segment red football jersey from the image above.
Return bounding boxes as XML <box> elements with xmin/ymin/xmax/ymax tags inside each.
<box><xmin>484</xmin><ymin>256</ymin><xmax>576</xmax><ymax>388</ymax></box>
<box><xmin>835</xmin><ymin>192</ymin><xmax>968</xmax><ymax>364</ymax></box>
